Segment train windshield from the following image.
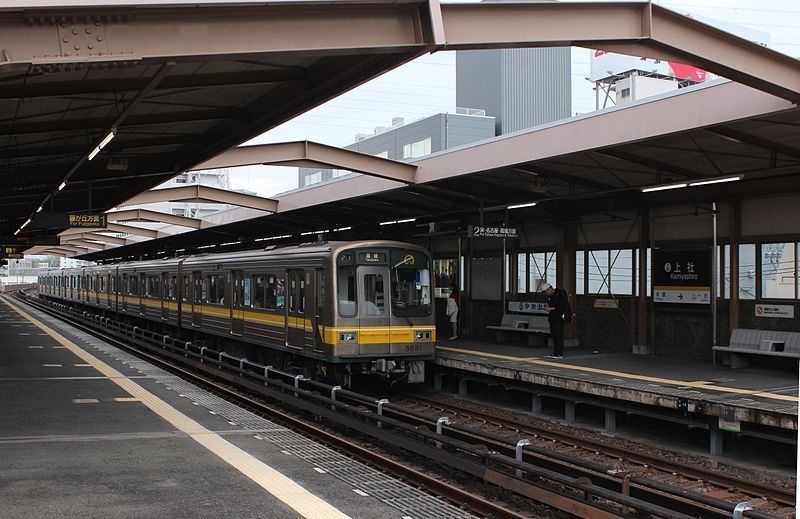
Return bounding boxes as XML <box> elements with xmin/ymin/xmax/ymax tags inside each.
<box><xmin>390</xmin><ymin>264</ymin><xmax>431</xmax><ymax>317</ymax></box>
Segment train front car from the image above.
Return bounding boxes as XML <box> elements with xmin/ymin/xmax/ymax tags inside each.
<box><xmin>330</xmin><ymin>242</ymin><xmax>434</xmax><ymax>385</ymax></box>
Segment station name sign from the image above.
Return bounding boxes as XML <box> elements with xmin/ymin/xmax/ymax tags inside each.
<box><xmin>468</xmin><ymin>225</ymin><xmax>518</xmax><ymax>239</ymax></box>
<box><xmin>68</xmin><ymin>213</ymin><xmax>107</xmax><ymax>228</ymax></box>
<box><xmin>652</xmin><ymin>249</ymin><xmax>711</xmax><ymax>305</ymax></box>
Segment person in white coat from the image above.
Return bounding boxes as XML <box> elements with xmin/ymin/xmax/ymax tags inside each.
<box><xmin>445</xmin><ymin>285</ymin><xmax>459</xmax><ymax>340</ymax></box>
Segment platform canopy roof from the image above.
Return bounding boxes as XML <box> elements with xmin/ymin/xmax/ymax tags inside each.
<box><xmin>5</xmin><ymin>0</ymin><xmax>800</xmax><ymax>258</ymax></box>
<box><xmin>35</xmin><ymin>79</ymin><xmax>800</xmax><ymax>261</ymax></box>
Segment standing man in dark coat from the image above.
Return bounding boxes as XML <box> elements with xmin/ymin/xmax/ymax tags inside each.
<box><xmin>540</xmin><ymin>282</ymin><xmax>570</xmax><ymax>359</ymax></box>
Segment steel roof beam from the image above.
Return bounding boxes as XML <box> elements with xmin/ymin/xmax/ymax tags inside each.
<box><xmin>106</xmin><ymin>209</ymin><xmax>202</xmax><ymax>230</ymax></box>
<box><xmin>705</xmin><ymin>126</ymin><xmax>800</xmax><ymax>161</ymax></box>
<box><xmin>0</xmin><ymin>3</ymin><xmax>436</xmax><ymax>67</ymax></box>
<box><xmin>593</xmin><ymin>149</ymin><xmax>701</xmax><ymax>179</ymax></box>
<box><xmin>439</xmin><ymin>2</ymin><xmax>800</xmax><ymax>101</ymax></box>
<box><xmin>58</xmin><ymin>222</ymin><xmax>161</xmax><ymax>239</ymax></box>
<box><xmin>119</xmin><ymin>185</ymin><xmax>278</xmax><ymax>213</ymax></box>
<box><xmin>196</xmin><ymin>140</ymin><xmax>417</xmax><ymax>184</ymax></box>
<box><xmin>61</xmin><ymin>239</ymin><xmax>109</xmax><ymax>251</ymax></box>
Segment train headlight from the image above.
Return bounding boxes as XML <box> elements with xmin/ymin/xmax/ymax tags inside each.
<box><xmin>338</xmin><ymin>331</ymin><xmax>357</xmax><ymax>343</ymax></box>
<box><xmin>415</xmin><ymin>330</ymin><xmax>432</xmax><ymax>341</ymax></box>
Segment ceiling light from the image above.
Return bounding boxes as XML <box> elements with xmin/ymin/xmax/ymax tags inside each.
<box><xmin>688</xmin><ymin>175</ymin><xmax>743</xmax><ymax>187</ymax></box>
<box><xmin>36</xmin><ymin>206</ymin><xmax>43</xmax><ymax>213</ymax></box>
<box><xmin>641</xmin><ymin>182</ymin><xmax>687</xmax><ymax>193</ymax></box>
<box><xmin>334</xmin><ymin>227</ymin><xmax>352</xmax><ymax>232</ymax></box>
<box><xmin>380</xmin><ymin>218</ymin><xmax>416</xmax><ymax>226</ymax></box>
<box><xmin>88</xmin><ymin>130</ymin><xmax>116</xmax><ymax>161</ymax></box>
<box><xmin>507</xmin><ymin>202</ymin><xmax>538</xmax><ymax>209</ymax></box>
<box><xmin>58</xmin><ymin>181</ymin><xmax>67</xmax><ymax>191</ymax></box>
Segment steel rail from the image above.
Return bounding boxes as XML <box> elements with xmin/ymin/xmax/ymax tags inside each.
<box><xmin>400</xmin><ymin>393</ymin><xmax>796</xmax><ymax>508</ymax></box>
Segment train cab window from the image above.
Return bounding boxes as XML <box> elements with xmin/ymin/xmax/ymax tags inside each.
<box><xmin>391</xmin><ymin>262</ymin><xmax>432</xmax><ymax>317</ymax></box>
<box><xmin>363</xmin><ymin>274</ymin><xmax>385</xmax><ymax>316</ymax></box>
<box><xmin>337</xmin><ymin>266</ymin><xmax>357</xmax><ymax>318</ymax></box>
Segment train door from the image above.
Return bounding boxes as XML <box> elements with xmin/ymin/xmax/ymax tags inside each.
<box><xmin>313</xmin><ymin>269</ymin><xmax>325</xmax><ymax>354</ymax></box>
<box><xmin>121</xmin><ymin>274</ymin><xmax>128</xmax><ymax>311</ymax></box>
<box><xmin>286</xmin><ymin>270</ymin><xmax>311</xmax><ymax>350</ymax></box>
<box><xmin>358</xmin><ymin>266</ymin><xmax>390</xmax><ymax>353</ymax></box>
<box><xmin>230</xmin><ymin>270</ymin><xmax>245</xmax><ymax>336</ymax></box>
<box><xmin>160</xmin><ymin>273</ymin><xmax>169</xmax><ymax>320</ymax></box>
<box><xmin>106</xmin><ymin>274</ymin><xmax>112</xmax><ymax>308</ymax></box>
<box><xmin>192</xmin><ymin>271</ymin><xmax>202</xmax><ymax>326</ymax></box>
<box><xmin>139</xmin><ymin>273</ymin><xmax>146</xmax><ymax>315</ymax></box>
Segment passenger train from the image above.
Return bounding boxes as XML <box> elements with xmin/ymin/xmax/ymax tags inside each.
<box><xmin>38</xmin><ymin>240</ymin><xmax>435</xmax><ymax>385</ymax></box>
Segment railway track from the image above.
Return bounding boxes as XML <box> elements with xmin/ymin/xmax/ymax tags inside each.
<box><xmin>17</xmin><ymin>291</ymin><xmax>795</xmax><ymax>519</ymax></box>
<box><xmin>393</xmin><ymin>393</ymin><xmax>796</xmax><ymax>518</ymax></box>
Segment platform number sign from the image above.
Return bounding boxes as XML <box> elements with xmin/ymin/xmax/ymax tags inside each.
<box><xmin>652</xmin><ymin>249</ymin><xmax>711</xmax><ymax>305</ymax></box>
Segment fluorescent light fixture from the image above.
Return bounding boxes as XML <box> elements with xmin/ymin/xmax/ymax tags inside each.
<box><xmin>21</xmin><ymin>218</ymin><xmax>31</xmax><ymax>229</ymax></box>
<box><xmin>58</xmin><ymin>181</ymin><xmax>67</xmax><ymax>191</ymax></box>
<box><xmin>688</xmin><ymin>175</ymin><xmax>743</xmax><ymax>187</ymax></box>
<box><xmin>507</xmin><ymin>202</ymin><xmax>537</xmax><ymax>210</ymax></box>
<box><xmin>196</xmin><ymin>244</ymin><xmax>216</xmax><ymax>250</ymax></box>
<box><xmin>36</xmin><ymin>206</ymin><xmax>43</xmax><ymax>213</ymax></box>
<box><xmin>380</xmin><ymin>218</ymin><xmax>416</xmax><ymax>226</ymax></box>
<box><xmin>334</xmin><ymin>226</ymin><xmax>352</xmax><ymax>232</ymax></box>
<box><xmin>641</xmin><ymin>182</ymin><xmax>687</xmax><ymax>193</ymax></box>
<box><xmin>219</xmin><ymin>240</ymin><xmax>242</xmax><ymax>246</ymax></box>
<box><xmin>88</xmin><ymin>130</ymin><xmax>116</xmax><ymax>161</ymax></box>
<box><xmin>13</xmin><ymin>229</ymin><xmax>20</xmax><ymax>236</ymax></box>
<box><xmin>300</xmin><ymin>229</ymin><xmax>328</xmax><ymax>236</ymax></box>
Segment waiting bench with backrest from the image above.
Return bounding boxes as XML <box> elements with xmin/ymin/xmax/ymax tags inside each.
<box><xmin>487</xmin><ymin>314</ymin><xmax>551</xmax><ymax>346</ymax></box>
<box><xmin>712</xmin><ymin>328</ymin><xmax>800</xmax><ymax>368</ymax></box>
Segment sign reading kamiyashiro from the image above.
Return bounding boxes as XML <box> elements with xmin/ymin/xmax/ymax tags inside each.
<box><xmin>652</xmin><ymin>249</ymin><xmax>712</xmax><ymax>305</ymax></box>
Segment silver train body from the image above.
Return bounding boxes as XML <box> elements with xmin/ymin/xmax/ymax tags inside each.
<box><xmin>38</xmin><ymin>240</ymin><xmax>435</xmax><ymax>383</ymax></box>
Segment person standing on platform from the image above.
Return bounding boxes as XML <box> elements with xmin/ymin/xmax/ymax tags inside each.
<box><xmin>540</xmin><ymin>282</ymin><xmax>571</xmax><ymax>359</ymax></box>
<box><xmin>446</xmin><ymin>284</ymin><xmax>459</xmax><ymax>340</ymax></box>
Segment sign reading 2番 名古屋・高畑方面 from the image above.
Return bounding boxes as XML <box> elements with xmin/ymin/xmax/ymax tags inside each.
<box><xmin>652</xmin><ymin>249</ymin><xmax>712</xmax><ymax>305</ymax></box>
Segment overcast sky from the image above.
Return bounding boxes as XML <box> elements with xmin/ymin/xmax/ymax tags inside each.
<box><xmin>221</xmin><ymin>0</ymin><xmax>800</xmax><ymax>197</ymax></box>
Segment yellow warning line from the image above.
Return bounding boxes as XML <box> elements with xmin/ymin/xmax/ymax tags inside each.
<box><xmin>436</xmin><ymin>345</ymin><xmax>798</xmax><ymax>403</ymax></box>
<box><xmin>2</xmin><ymin>296</ymin><xmax>350</xmax><ymax>519</ymax></box>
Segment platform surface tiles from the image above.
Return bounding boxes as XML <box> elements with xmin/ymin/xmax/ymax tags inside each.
<box><xmin>0</xmin><ymin>296</ymin><xmax>468</xmax><ymax>519</ymax></box>
<box><xmin>436</xmin><ymin>341</ymin><xmax>798</xmax><ymax>431</ymax></box>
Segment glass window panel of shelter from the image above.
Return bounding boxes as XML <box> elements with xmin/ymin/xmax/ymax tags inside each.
<box><xmin>739</xmin><ymin>244</ymin><xmax>756</xmax><ymax>300</ymax></box>
<box><xmin>576</xmin><ymin>251</ymin><xmax>585</xmax><ymax>295</ymax></box>
<box><xmin>528</xmin><ymin>252</ymin><xmax>556</xmax><ymax>292</ymax></box>
<box><xmin>516</xmin><ymin>253</ymin><xmax>526</xmax><ymax>293</ymax></box>
<box><xmin>609</xmin><ymin>249</ymin><xmax>633</xmax><ymax>295</ymax></box>
<box><xmin>760</xmin><ymin>242</ymin><xmax>796</xmax><ymax>299</ymax></box>
<box><xmin>587</xmin><ymin>250</ymin><xmax>610</xmax><ymax>294</ymax></box>
<box><xmin>722</xmin><ymin>245</ymin><xmax>731</xmax><ymax>299</ymax></box>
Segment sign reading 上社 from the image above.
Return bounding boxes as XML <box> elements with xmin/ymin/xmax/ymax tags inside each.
<box><xmin>652</xmin><ymin>249</ymin><xmax>711</xmax><ymax>305</ymax></box>
<box><xmin>508</xmin><ymin>301</ymin><xmax>548</xmax><ymax>315</ymax></box>
<box><xmin>755</xmin><ymin>304</ymin><xmax>794</xmax><ymax>319</ymax></box>
<box><xmin>468</xmin><ymin>225</ymin><xmax>518</xmax><ymax>239</ymax></box>
<box><xmin>68</xmin><ymin>213</ymin><xmax>107</xmax><ymax>228</ymax></box>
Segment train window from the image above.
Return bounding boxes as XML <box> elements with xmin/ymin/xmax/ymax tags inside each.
<box><xmin>289</xmin><ymin>276</ymin><xmax>297</xmax><ymax>312</ymax></box>
<box><xmin>182</xmin><ymin>275</ymin><xmax>190</xmax><ymax>302</ymax></box>
<box><xmin>252</xmin><ymin>275</ymin><xmax>267</xmax><ymax>308</ymax></box>
<box><xmin>337</xmin><ymin>266</ymin><xmax>357</xmax><ymax>317</ymax></box>
<box><xmin>129</xmin><ymin>275</ymin><xmax>138</xmax><ymax>296</ymax></box>
<box><xmin>205</xmin><ymin>274</ymin><xmax>225</xmax><ymax>304</ymax></box>
<box><xmin>274</xmin><ymin>275</ymin><xmax>285</xmax><ymax>309</ymax></box>
<box><xmin>298</xmin><ymin>276</ymin><xmax>305</xmax><ymax>314</ymax></box>
<box><xmin>363</xmin><ymin>274</ymin><xmax>385</xmax><ymax>316</ymax></box>
<box><xmin>391</xmin><ymin>264</ymin><xmax>432</xmax><ymax>317</ymax></box>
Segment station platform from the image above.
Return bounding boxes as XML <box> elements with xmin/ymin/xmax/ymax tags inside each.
<box><xmin>433</xmin><ymin>340</ymin><xmax>798</xmax><ymax>444</ymax></box>
<box><xmin>0</xmin><ymin>295</ymin><xmax>469</xmax><ymax>519</ymax></box>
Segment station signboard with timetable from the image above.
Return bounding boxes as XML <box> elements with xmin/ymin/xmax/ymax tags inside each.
<box><xmin>652</xmin><ymin>249</ymin><xmax>712</xmax><ymax>305</ymax></box>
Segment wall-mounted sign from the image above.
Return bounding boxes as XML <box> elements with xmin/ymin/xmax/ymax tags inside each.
<box><xmin>68</xmin><ymin>213</ymin><xmax>107</xmax><ymax>228</ymax></box>
<box><xmin>653</xmin><ymin>249</ymin><xmax>711</xmax><ymax>305</ymax></box>
<box><xmin>718</xmin><ymin>417</ymin><xmax>741</xmax><ymax>433</ymax></box>
<box><xmin>593</xmin><ymin>298</ymin><xmax>619</xmax><ymax>309</ymax></box>
<box><xmin>754</xmin><ymin>304</ymin><xmax>794</xmax><ymax>319</ymax></box>
<box><xmin>468</xmin><ymin>225</ymin><xmax>518</xmax><ymax>239</ymax></box>
<box><xmin>508</xmin><ymin>301</ymin><xmax>548</xmax><ymax>315</ymax></box>
<box><xmin>0</xmin><ymin>252</ymin><xmax>23</xmax><ymax>259</ymax></box>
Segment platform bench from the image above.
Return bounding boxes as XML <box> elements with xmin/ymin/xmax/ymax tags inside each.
<box><xmin>712</xmin><ymin>328</ymin><xmax>800</xmax><ymax>368</ymax></box>
<box><xmin>487</xmin><ymin>314</ymin><xmax>551</xmax><ymax>346</ymax></box>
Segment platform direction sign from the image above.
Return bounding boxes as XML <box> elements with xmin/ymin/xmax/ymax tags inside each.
<box><xmin>0</xmin><ymin>236</ymin><xmax>59</xmax><ymax>246</ymax></box>
<box><xmin>652</xmin><ymin>249</ymin><xmax>711</xmax><ymax>305</ymax></box>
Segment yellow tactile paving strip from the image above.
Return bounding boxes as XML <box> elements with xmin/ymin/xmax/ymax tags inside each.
<box><xmin>2</xmin><ymin>297</ymin><xmax>350</xmax><ymax>519</ymax></box>
<box><xmin>436</xmin><ymin>345</ymin><xmax>799</xmax><ymax>403</ymax></box>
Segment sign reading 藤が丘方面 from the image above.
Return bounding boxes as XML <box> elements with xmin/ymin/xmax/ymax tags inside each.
<box><xmin>68</xmin><ymin>213</ymin><xmax>107</xmax><ymax>228</ymax></box>
<box><xmin>652</xmin><ymin>249</ymin><xmax>711</xmax><ymax>305</ymax></box>
<box><xmin>508</xmin><ymin>301</ymin><xmax>548</xmax><ymax>315</ymax></box>
<box><xmin>468</xmin><ymin>225</ymin><xmax>518</xmax><ymax>239</ymax></box>
<box><xmin>755</xmin><ymin>304</ymin><xmax>794</xmax><ymax>319</ymax></box>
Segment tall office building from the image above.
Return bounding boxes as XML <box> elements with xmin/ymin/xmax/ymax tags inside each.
<box><xmin>456</xmin><ymin>0</ymin><xmax>571</xmax><ymax>134</ymax></box>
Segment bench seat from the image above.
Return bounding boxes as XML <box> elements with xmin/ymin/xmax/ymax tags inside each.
<box><xmin>713</xmin><ymin>328</ymin><xmax>800</xmax><ymax>368</ymax></box>
<box><xmin>488</xmin><ymin>314</ymin><xmax>550</xmax><ymax>346</ymax></box>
